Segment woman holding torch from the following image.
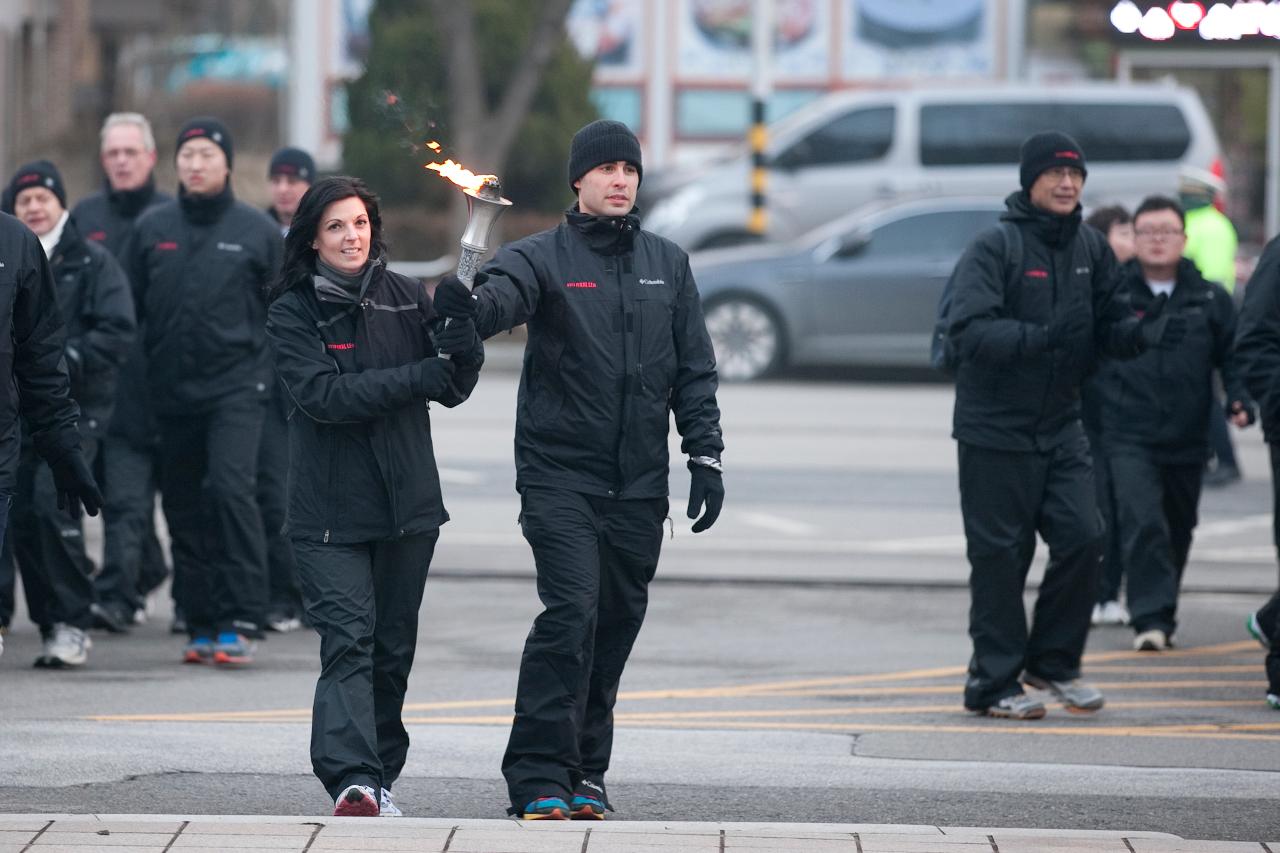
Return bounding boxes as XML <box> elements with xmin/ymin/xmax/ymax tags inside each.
<box><xmin>266</xmin><ymin>176</ymin><xmax>484</xmax><ymax>817</ymax></box>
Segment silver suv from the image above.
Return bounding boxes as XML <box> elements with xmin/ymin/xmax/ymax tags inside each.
<box><xmin>646</xmin><ymin>83</ymin><xmax>1222</xmax><ymax>252</ymax></box>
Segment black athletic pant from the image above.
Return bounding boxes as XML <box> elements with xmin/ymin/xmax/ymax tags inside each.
<box><xmin>1208</xmin><ymin>387</ymin><xmax>1239</xmax><ymax>472</ymax></box>
<box><xmin>502</xmin><ymin>487</ymin><xmax>666</xmax><ymax>811</ymax></box>
<box><xmin>12</xmin><ymin>439</ymin><xmax>101</xmax><ymax>632</ymax></box>
<box><xmin>958</xmin><ymin>437</ymin><xmax>1104</xmax><ymax>710</ymax></box>
<box><xmin>158</xmin><ymin>398</ymin><xmax>267</xmax><ymax>639</ymax></box>
<box><xmin>1108</xmin><ymin>452</ymin><xmax>1201</xmax><ymax>637</ymax></box>
<box><xmin>95</xmin><ymin>435</ymin><xmax>169</xmax><ymax>615</ymax></box>
<box><xmin>258</xmin><ymin>395</ymin><xmax>299</xmax><ymax>618</ymax></box>
<box><xmin>0</xmin><ymin>499</ymin><xmax>13</xmax><ymax>628</ymax></box>
<box><xmin>1086</xmin><ymin>429</ymin><xmax>1124</xmax><ymax>605</ymax></box>
<box><xmin>294</xmin><ymin>531</ymin><xmax>438</xmax><ymax>800</ymax></box>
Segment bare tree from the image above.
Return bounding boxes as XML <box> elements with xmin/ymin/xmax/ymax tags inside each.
<box><xmin>426</xmin><ymin>0</ymin><xmax>577</xmax><ymax>217</ymax></box>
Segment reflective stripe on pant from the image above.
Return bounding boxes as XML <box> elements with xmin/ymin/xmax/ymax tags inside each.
<box><xmin>294</xmin><ymin>530</ymin><xmax>437</xmax><ymax>800</ymax></box>
<box><xmin>158</xmin><ymin>399</ymin><xmax>267</xmax><ymax>638</ymax></box>
<box><xmin>1108</xmin><ymin>452</ymin><xmax>1201</xmax><ymax>636</ymax></box>
<box><xmin>958</xmin><ymin>437</ymin><xmax>1104</xmax><ymax>710</ymax></box>
<box><xmin>13</xmin><ymin>440</ymin><xmax>100</xmax><ymax>631</ymax></box>
<box><xmin>502</xmin><ymin>487</ymin><xmax>666</xmax><ymax>811</ymax></box>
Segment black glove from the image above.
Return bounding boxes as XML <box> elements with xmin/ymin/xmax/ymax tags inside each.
<box><xmin>417</xmin><ymin>357</ymin><xmax>457</xmax><ymax>399</ymax></box>
<box><xmin>687</xmin><ymin>462</ymin><xmax>724</xmax><ymax>534</ymax></box>
<box><xmin>1227</xmin><ymin>399</ymin><xmax>1257</xmax><ymax>427</ymax></box>
<box><xmin>1045</xmin><ymin>310</ymin><xmax>1091</xmax><ymax>351</ymax></box>
<box><xmin>433</xmin><ymin>274</ymin><xmax>478</xmax><ymax>319</ymax></box>
<box><xmin>1137</xmin><ymin>293</ymin><xmax>1188</xmax><ymax>349</ymax></box>
<box><xmin>434</xmin><ymin>315</ymin><xmax>480</xmax><ymax>357</ymax></box>
<box><xmin>50</xmin><ymin>449</ymin><xmax>102</xmax><ymax>518</ymax></box>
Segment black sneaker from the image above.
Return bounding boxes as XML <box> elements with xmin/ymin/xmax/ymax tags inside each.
<box><xmin>90</xmin><ymin>602</ymin><xmax>131</xmax><ymax>634</ymax></box>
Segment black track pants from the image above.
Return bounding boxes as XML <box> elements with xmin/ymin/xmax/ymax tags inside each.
<box><xmin>158</xmin><ymin>399</ymin><xmax>267</xmax><ymax>638</ymax></box>
<box><xmin>95</xmin><ymin>436</ymin><xmax>168</xmax><ymax>613</ymax></box>
<box><xmin>502</xmin><ymin>487</ymin><xmax>666</xmax><ymax>811</ymax></box>
<box><xmin>1086</xmin><ymin>429</ymin><xmax>1124</xmax><ymax>605</ymax></box>
<box><xmin>257</xmin><ymin>398</ymin><xmax>299</xmax><ymax>616</ymax></box>
<box><xmin>1108</xmin><ymin>452</ymin><xmax>1201</xmax><ymax>636</ymax></box>
<box><xmin>958</xmin><ymin>437</ymin><xmax>1104</xmax><ymax>710</ymax></box>
<box><xmin>12</xmin><ymin>440</ymin><xmax>101</xmax><ymax>631</ymax></box>
<box><xmin>294</xmin><ymin>531</ymin><xmax>437</xmax><ymax>800</ymax></box>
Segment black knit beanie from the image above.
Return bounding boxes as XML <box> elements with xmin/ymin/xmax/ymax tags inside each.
<box><xmin>2</xmin><ymin>160</ymin><xmax>66</xmax><ymax>214</ymax></box>
<box><xmin>1019</xmin><ymin>131</ymin><xmax>1087</xmax><ymax>191</ymax></box>
<box><xmin>176</xmin><ymin>116</ymin><xmax>234</xmax><ymax>169</ymax></box>
<box><xmin>568</xmin><ymin>119</ymin><xmax>643</xmax><ymax>192</ymax></box>
<box><xmin>269</xmin><ymin>146</ymin><xmax>316</xmax><ymax>181</ymax></box>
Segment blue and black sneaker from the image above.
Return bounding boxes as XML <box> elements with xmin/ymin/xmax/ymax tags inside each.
<box><xmin>520</xmin><ymin>796</ymin><xmax>569</xmax><ymax>820</ymax></box>
<box><xmin>183</xmin><ymin>636</ymin><xmax>214</xmax><ymax>665</ymax></box>
<box><xmin>569</xmin><ymin>779</ymin><xmax>608</xmax><ymax>820</ymax></box>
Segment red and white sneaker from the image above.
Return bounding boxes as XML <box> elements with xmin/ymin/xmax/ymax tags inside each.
<box><xmin>334</xmin><ymin>784</ymin><xmax>380</xmax><ymax>817</ymax></box>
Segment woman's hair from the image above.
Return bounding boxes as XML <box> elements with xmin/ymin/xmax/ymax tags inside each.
<box><xmin>269</xmin><ymin>175</ymin><xmax>387</xmax><ymax>302</ymax></box>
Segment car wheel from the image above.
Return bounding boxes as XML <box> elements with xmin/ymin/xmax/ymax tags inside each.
<box><xmin>703</xmin><ymin>296</ymin><xmax>784</xmax><ymax>381</ymax></box>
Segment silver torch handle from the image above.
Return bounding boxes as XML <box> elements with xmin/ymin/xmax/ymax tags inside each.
<box><xmin>436</xmin><ymin>177</ymin><xmax>511</xmax><ymax>360</ymax></box>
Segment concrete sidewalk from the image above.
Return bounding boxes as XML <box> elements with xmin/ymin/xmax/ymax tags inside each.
<box><xmin>0</xmin><ymin>815</ymin><xmax>1269</xmax><ymax>852</ymax></box>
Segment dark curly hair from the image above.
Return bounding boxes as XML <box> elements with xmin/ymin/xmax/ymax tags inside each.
<box><xmin>268</xmin><ymin>175</ymin><xmax>387</xmax><ymax>302</ymax></box>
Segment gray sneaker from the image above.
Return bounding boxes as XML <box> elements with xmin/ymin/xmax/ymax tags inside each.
<box><xmin>1023</xmin><ymin>674</ymin><xmax>1104</xmax><ymax>713</ymax></box>
<box><xmin>977</xmin><ymin>693</ymin><xmax>1046</xmax><ymax>720</ymax></box>
<box><xmin>35</xmin><ymin>624</ymin><xmax>91</xmax><ymax>668</ymax></box>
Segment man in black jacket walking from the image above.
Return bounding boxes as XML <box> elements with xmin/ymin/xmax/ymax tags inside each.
<box><xmin>125</xmin><ymin>117</ymin><xmax>282</xmax><ymax>665</ymax></box>
<box><xmin>73</xmin><ymin>112</ymin><xmax>173</xmax><ymax>633</ymax></box>
<box><xmin>0</xmin><ymin>211</ymin><xmax>103</xmax><ymax>662</ymax></box>
<box><xmin>433</xmin><ymin>119</ymin><xmax>724</xmax><ymax>820</ymax></box>
<box><xmin>1093</xmin><ymin>196</ymin><xmax>1252</xmax><ymax>653</ymax></box>
<box><xmin>1</xmin><ymin>161</ymin><xmax>135</xmax><ymax>667</ymax></box>
<box><xmin>947</xmin><ymin>131</ymin><xmax>1185</xmax><ymax>719</ymax></box>
<box><xmin>1233</xmin><ymin>230</ymin><xmax>1280</xmax><ymax>709</ymax></box>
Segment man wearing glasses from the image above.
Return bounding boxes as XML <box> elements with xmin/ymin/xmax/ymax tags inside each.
<box><xmin>1092</xmin><ymin>195</ymin><xmax>1252</xmax><ymax>653</ymax></box>
<box><xmin>945</xmin><ymin>132</ymin><xmax>1186</xmax><ymax>719</ymax></box>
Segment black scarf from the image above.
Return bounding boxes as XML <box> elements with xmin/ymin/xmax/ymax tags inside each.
<box><xmin>314</xmin><ymin>256</ymin><xmax>382</xmax><ymax>304</ymax></box>
<box><xmin>179</xmin><ymin>182</ymin><xmax>234</xmax><ymax>226</ymax></box>
<box><xmin>566</xmin><ymin>204</ymin><xmax>641</xmax><ymax>255</ymax></box>
<box><xmin>107</xmin><ymin>175</ymin><xmax>158</xmax><ymax>218</ymax></box>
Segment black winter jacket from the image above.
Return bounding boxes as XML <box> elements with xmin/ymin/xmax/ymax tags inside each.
<box><xmin>73</xmin><ymin>179</ymin><xmax>171</xmax><ymax>447</ymax></box>
<box><xmin>0</xmin><ymin>213</ymin><xmax>83</xmax><ymax>491</ymax></box>
<box><xmin>125</xmin><ymin>187</ymin><xmax>282</xmax><ymax>415</ymax></box>
<box><xmin>1087</xmin><ymin>259</ymin><xmax>1247</xmax><ymax>464</ymax></box>
<box><xmin>266</xmin><ymin>265</ymin><xmax>482</xmax><ymax>543</ymax></box>
<box><xmin>47</xmin><ymin>219</ymin><xmax>136</xmax><ymax>437</ymax></box>
<box><xmin>473</xmin><ymin>207</ymin><xmax>723</xmax><ymax>499</ymax></box>
<box><xmin>948</xmin><ymin>191</ymin><xmax>1144</xmax><ymax>452</ymax></box>
<box><xmin>1236</xmin><ymin>234</ymin><xmax>1280</xmax><ymax>443</ymax></box>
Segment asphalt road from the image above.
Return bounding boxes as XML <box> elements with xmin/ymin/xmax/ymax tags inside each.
<box><xmin>1</xmin><ymin>363</ymin><xmax>1277</xmax><ymax>841</ymax></box>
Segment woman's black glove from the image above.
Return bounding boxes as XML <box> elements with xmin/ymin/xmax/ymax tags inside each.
<box><xmin>434</xmin><ymin>315</ymin><xmax>480</xmax><ymax>356</ymax></box>
<box><xmin>433</xmin><ymin>274</ymin><xmax>479</xmax><ymax>319</ymax></box>
<box><xmin>417</xmin><ymin>357</ymin><xmax>457</xmax><ymax>399</ymax></box>
<box><xmin>50</xmin><ymin>449</ymin><xmax>102</xmax><ymax>518</ymax></box>
<box><xmin>687</xmin><ymin>461</ymin><xmax>724</xmax><ymax>533</ymax></box>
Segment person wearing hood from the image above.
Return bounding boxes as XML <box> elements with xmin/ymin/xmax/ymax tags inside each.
<box><xmin>72</xmin><ymin>112</ymin><xmax>173</xmax><ymax>634</ymax></box>
<box><xmin>1091</xmin><ymin>195</ymin><xmax>1252</xmax><ymax>653</ymax></box>
<box><xmin>265</xmin><ymin>176</ymin><xmax>483</xmax><ymax>818</ymax></box>
<box><xmin>124</xmin><ymin>117</ymin><xmax>282</xmax><ymax>666</ymax></box>
<box><xmin>945</xmin><ymin>131</ymin><xmax>1186</xmax><ymax>720</ymax></box>
<box><xmin>1</xmin><ymin>160</ymin><xmax>135</xmax><ymax>667</ymax></box>
<box><xmin>431</xmin><ymin>119</ymin><xmax>724</xmax><ymax>820</ymax></box>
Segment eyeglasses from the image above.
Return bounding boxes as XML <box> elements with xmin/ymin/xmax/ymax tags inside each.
<box><xmin>1041</xmin><ymin>166</ymin><xmax>1084</xmax><ymax>184</ymax></box>
<box><xmin>1134</xmin><ymin>228</ymin><xmax>1185</xmax><ymax>240</ymax></box>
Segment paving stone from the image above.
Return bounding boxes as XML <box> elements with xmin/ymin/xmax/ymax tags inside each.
<box><xmin>0</xmin><ymin>820</ymin><xmax>51</xmax><ymax>832</ymax></box>
<box><xmin>996</xmin><ymin>842</ymin><xmax>1140</xmax><ymax>852</ymax></box>
<box><xmin>1128</xmin><ymin>842</ymin><xmax>1267</xmax><ymax>852</ymax></box>
<box><xmin>724</xmin><ymin>838</ymin><xmax>858</xmax><ymax>851</ymax></box>
<box><xmin>445</xmin><ymin>828</ymin><xmax>590</xmax><ymax>852</ymax></box>
<box><xmin>26</xmin><ymin>847</ymin><xmax>169</xmax><ymax>853</ymax></box>
<box><xmin>0</xmin><ymin>831</ymin><xmax>36</xmax><ymax>846</ymax></box>
<box><xmin>310</xmin><ymin>835</ymin><xmax>449</xmax><ymax>851</ymax></box>
<box><xmin>32</xmin><ymin>832</ymin><xmax>178</xmax><ymax>847</ymax></box>
<box><xmin>859</xmin><ymin>839</ymin><xmax>995</xmax><ymax>853</ymax></box>
<box><xmin>587</xmin><ymin>844</ymin><xmax>720</xmax><ymax>853</ymax></box>
<box><xmin>182</xmin><ymin>821</ymin><xmax>317</xmax><ymax>835</ymax></box>
<box><xmin>316</xmin><ymin>821</ymin><xmax>456</xmax><ymax>837</ymax></box>
<box><xmin>42</xmin><ymin>821</ymin><xmax>184</xmax><ymax>835</ymax></box>
<box><xmin>169</xmin><ymin>832</ymin><xmax>310</xmax><ymax>849</ymax></box>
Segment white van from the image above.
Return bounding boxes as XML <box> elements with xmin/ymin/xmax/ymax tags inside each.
<box><xmin>644</xmin><ymin>83</ymin><xmax>1223</xmax><ymax>251</ymax></box>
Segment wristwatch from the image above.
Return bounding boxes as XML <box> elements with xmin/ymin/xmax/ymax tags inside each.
<box><xmin>689</xmin><ymin>455</ymin><xmax>723</xmax><ymax>473</ymax></box>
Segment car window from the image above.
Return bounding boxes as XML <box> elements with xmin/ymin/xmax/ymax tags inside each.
<box><xmin>920</xmin><ymin>103</ymin><xmax>1192</xmax><ymax>165</ymax></box>
<box><xmin>776</xmin><ymin>106</ymin><xmax>895</xmax><ymax>169</ymax></box>
<box><xmin>859</xmin><ymin>210</ymin><xmax>1002</xmax><ymax>259</ymax></box>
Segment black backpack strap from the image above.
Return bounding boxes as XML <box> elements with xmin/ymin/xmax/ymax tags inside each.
<box><xmin>999</xmin><ymin>221</ymin><xmax>1022</xmax><ymax>293</ymax></box>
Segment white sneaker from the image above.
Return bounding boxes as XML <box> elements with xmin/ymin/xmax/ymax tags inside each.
<box><xmin>1093</xmin><ymin>600</ymin><xmax>1130</xmax><ymax>626</ymax></box>
<box><xmin>333</xmin><ymin>784</ymin><xmax>379</xmax><ymax>817</ymax></box>
<box><xmin>37</xmin><ymin>624</ymin><xmax>90</xmax><ymax>667</ymax></box>
<box><xmin>0</xmin><ymin>631</ymin><xmax>5</xmax><ymax>660</ymax></box>
<box><xmin>379</xmin><ymin>787</ymin><xmax>402</xmax><ymax>817</ymax></box>
<box><xmin>1134</xmin><ymin>628</ymin><xmax>1171</xmax><ymax>651</ymax></box>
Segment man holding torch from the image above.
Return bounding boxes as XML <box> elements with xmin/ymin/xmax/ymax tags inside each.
<box><xmin>433</xmin><ymin>119</ymin><xmax>725</xmax><ymax>820</ymax></box>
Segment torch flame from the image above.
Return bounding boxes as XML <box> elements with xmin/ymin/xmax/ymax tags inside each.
<box><xmin>425</xmin><ymin>157</ymin><xmax>496</xmax><ymax>194</ymax></box>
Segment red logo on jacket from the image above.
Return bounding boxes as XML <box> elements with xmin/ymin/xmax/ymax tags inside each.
<box><xmin>327</xmin><ymin>342</ymin><xmax>355</xmax><ymax>351</ymax></box>
<box><xmin>1025</xmin><ymin>269</ymin><xmax>1049</xmax><ymax>279</ymax></box>
<box><xmin>155</xmin><ymin>241</ymin><xmax>179</xmax><ymax>251</ymax></box>
<box><xmin>565</xmin><ymin>281</ymin><xmax>597</xmax><ymax>289</ymax></box>
<box><xmin>87</xmin><ymin>230</ymin><xmax>107</xmax><ymax>242</ymax></box>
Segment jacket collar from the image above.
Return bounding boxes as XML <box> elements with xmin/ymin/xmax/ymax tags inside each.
<box><xmin>565</xmin><ymin>204</ymin><xmax>641</xmax><ymax>255</ymax></box>
<box><xmin>1002</xmin><ymin>190</ymin><xmax>1081</xmax><ymax>250</ymax></box>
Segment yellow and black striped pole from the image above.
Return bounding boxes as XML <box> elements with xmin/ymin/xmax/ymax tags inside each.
<box><xmin>749</xmin><ymin>0</ymin><xmax>772</xmax><ymax>237</ymax></box>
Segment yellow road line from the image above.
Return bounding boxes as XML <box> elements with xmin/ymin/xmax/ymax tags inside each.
<box><xmin>1083</xmin><ymin>665</ymin><xmax>1262</xmax><ymax>674</ymax></box>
